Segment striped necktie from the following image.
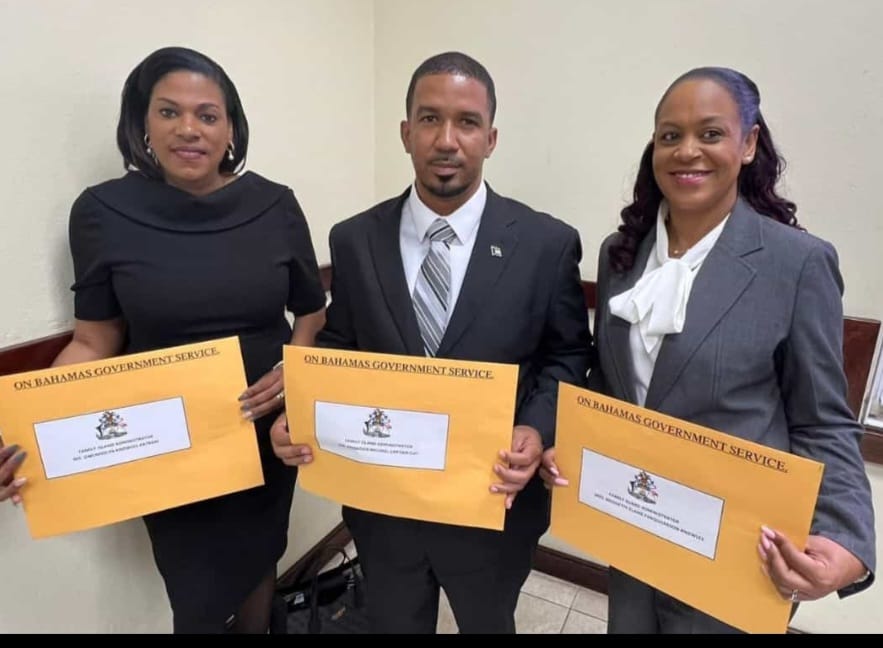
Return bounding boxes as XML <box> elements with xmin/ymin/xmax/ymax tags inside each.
<box><xmin>412</xmin><ymin>218</ymin><xmax>458</xmax><ymax>356</ymax></box>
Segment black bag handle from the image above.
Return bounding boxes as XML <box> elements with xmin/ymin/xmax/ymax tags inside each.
<box><xmin>306</xmin><ymin>546</ymin><xmax>362</xmax><ymax>634</ymax></box>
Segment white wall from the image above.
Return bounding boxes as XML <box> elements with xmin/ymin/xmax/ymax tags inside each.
<box><xmin>373</xmin><ymin>0</ymin><xmax>883</xmax><ymax>634</ymax></box>
<box><xmin>0</xmin><ymin>0</ymin><xmax>372</xmax><ymax>633</ymax></box>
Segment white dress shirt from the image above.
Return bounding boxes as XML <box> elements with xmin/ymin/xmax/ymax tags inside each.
<box><xmin>608</xmin><ymin>201</ymin><xmax>729</xmax><ymax>406</ymax></box>
<box><xmin>400</xmin><ymin>181</ymin><xmax>486</xmax><ymax>325</ymax></box>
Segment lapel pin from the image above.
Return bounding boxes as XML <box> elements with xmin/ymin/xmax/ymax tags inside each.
<box><xmin>490</xmin><ymin>245</ymin><xmax>503</xmax><ymax>257</ymax></box>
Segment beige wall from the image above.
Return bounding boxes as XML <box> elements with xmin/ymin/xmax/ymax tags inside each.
<box><xmin>374</xmin><ymin>0</ymin><xmax>883</xmax><ymax>634</ymax></box>
<box><xmin>0</xmin><ymin>0</ymin><xmax>370</xmax><ymax>633</ymax></box>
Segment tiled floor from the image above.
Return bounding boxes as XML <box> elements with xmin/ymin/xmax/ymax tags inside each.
<box><xmin>437</xmin><ymin>570</ymin><xmax>608</xmax><ymax>634</ymax></box>
<box><xmin>328</xmin><ymin>540</ymin><xmax>608</xmax><ymax>634</ymax></box>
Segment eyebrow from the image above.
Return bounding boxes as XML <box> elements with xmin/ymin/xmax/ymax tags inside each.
<box><xmin>415</xmin><ymin>105</ymin><xmax>485</xmax><ymax>123</ymax></box>
<box><xmin>658</xmin><ymin>115</ymin><xmax>728</xmax><ymax>128</ymax></box>
<box><xmin>155</xmin><ymin>97</ymin><xmax>222</xmax><ymax>111</ymax></box>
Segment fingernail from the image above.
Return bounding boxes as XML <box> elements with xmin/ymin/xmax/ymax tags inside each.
<box><xmin>302</xmin><ymin>456</ymin><xmax>312</xmax><ymax>464</ymax></box>
<box><xmin>761</xmin><ymin>525</ymin><xmax>774</xmax><ymax>537</ymax></box>
<box><xmin>550</xmin><ymin>466</ymin><xmax>559</xmax><ymax>476</ymax></box>
<box><xmin>490</xmin><ymin>486</ymin><xmax>499</xmax><ymax>493</ymax></box>
<box><xmin>761</xmin><ymin>537</ymin><xmax>771</xmax><ymax>551</ymax></box>
<box><xmin>13</xmin><ymin>451</ymin><xmax>27</xmax><ymax>464</ymax></box>
<box><xmin>242</xmin><ymin>411</ymin><xmax>253</xmax><ymax>421</ymax></box>
<box><xmin>12</xmin><ymin>477</ymin><xmax>26</xmax><ymax>487</ymax></box>
<box><xmin>6</xmin><ymin>444</ymin><xmax>19</xmax><ymax>454</ymax></box>
<box><xmin>556</xmin><ymin>478</ymin><xmax>569</xmax><ymax>486</ymax></box>
<box><xmin>238</xmin><ymin>393</ymin><xmax>247</xmax><ymax>401</ymax></box>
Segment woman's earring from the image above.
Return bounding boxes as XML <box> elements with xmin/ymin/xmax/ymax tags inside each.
<box><xmin>227</xmin><ymin>142</ymin><xmax>235</xmax><ymax>162</ymax></box>
<box><xmin>143</xmin><ymin>133</ymin><xmax>157</xmax><ymax>164</ymax></box>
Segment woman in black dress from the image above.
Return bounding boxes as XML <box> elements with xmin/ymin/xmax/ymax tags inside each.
<box><xmin>43</xmin><ymin>46</ymin><xmax>327</xmax><ymax>633</ymax></box>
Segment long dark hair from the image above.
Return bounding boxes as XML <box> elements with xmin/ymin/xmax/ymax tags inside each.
<box><xmin>116</xmin><ymin>46</ymin><xmax>249</xmax><ymax>179</ymax></box>
<box><xmin>610</xmin><ymin>67</ymin><xmax>799</xmax><ymax>273</ymax></box>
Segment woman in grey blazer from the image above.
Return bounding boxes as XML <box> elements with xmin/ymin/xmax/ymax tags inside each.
<box><xmin>541</xmin><ymin>67</ymin><xmax>875</xmax><ymax>633</ymax></box>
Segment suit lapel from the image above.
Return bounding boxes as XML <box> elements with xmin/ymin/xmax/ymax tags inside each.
<box><xmin>644</xmin><ymin>199</ymin><xmax>762</xmax><ymax>409</ymax></box>
<box><xmin>367</xmin><ymin>188</ymin><xmax>425</xmax><ymax>356</ymax></box>
<box><xmin>604</xmin><ymin>229</ymin><xmax>656</xmax><ymax>403</ymax></box>
<box><xmin>436</xmin><ymin>187</ymin><xmax>518</xmax><ymax>357</ymax></box>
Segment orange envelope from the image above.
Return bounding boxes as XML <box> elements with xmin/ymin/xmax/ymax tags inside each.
<box><xmin>284</xmin><ymin>346</ymin><xmax>518</xmax><ymax>530</ymax></box>
<box><xmin>551</xmin><ymin>383</ymin><xmax>823</xmax><ymax>634</ymax></box>
<box><xmin>0</xmin><ymin>337</ymin><xmax>264</xmax><ymax>539</ymax></box>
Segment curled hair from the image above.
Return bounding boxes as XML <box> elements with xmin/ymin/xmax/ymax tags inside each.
<box><xmin>610</xmin><ymin>67</ymin><xmax>799</xmax><ymax>274</ymax></box>
<box><xmin>405</xmin><ymin>51</ymin><xmax>497</xmax><ymax>123</ymax></box>
<box><xmin>116</xmin><ymin>46</ymin><xmax>249</xmax><ymax>179</ymax></box>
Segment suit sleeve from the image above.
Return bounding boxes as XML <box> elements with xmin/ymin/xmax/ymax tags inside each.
<box><xmin>316</xmin><ymin>224</ymin><xmax>359</xmax><ymax>351</ymax></box>
<box><xmin>515</xmin><ymin>227</ymin><xmax>593</xmax><ymax>447</ymax></box>
<box><xmin>781</xmin><ymin>241</ymin><xmax>876</xmax><ymax>596</ymax></box>
<box><xmin>586</xmin><ymin>238</ymin><xmax>611</xmax><ymax>395</ymax></box>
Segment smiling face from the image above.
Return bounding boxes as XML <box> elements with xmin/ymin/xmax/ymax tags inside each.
<box><xmin>400</xmin><ymin>73</ymin><xmax>497</xmax><ymax>215</ymax></box>
<box><xmin>652</xmin><ymin>78</ymin><xmax>758</xmax><ymax>221</ymax></box>
<box><xmin>144</xmin><ymin>70</ymin><xmax>233</xmax><ymax>196</ymax></box>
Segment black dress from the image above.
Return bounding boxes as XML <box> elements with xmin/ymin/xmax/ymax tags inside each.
<box><xmin>68</xmin><ymin>171</ymin><xmax>326</xmax><ymax>632</ymax></box>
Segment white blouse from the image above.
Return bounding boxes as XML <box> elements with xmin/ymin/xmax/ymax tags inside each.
<box><xmin>608</xmin><ymin>202</ymin><xmax>729</xmax><ymax>406</ymax></box>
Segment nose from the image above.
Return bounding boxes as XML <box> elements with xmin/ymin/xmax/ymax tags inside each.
<box><xmin>434</xmin><ymin>120</ymin><xmax>457</xmax><ymax>152</ymax></box>
<box><xmin>175</xmin><ymin>114</ymin><xmax>200</xmax><ymax>139</ymax></box>
<box><xmin>674</xmin><ymin>135</ymin><xmax>700</xmax><ymax>161</ymax></box>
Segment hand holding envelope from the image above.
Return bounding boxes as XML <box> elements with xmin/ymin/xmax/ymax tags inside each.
<box><xmin>280</xmin><ymin>345</ymin><xmax>520</xmax><ymax>530</ymax></box>
<box><xmin>0</xmin><ymin>440</ymin><xmax>27</xmax><ymax>504</ymax></box>
<box><xmin>546</xmin><ymin>383</ymin><xmax>826</xmax><ymax>634</ymax></box>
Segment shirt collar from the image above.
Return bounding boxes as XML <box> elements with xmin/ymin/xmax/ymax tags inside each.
<box><xmin>406</xmin><ymin>180</ymin><xmax>487</xmax><ymax>244</ymax></box>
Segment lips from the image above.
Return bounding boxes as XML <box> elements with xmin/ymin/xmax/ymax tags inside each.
<box><xmin>670</xmin><ymin>170</ymin><xmax>711</xmax><ymax>186</ymax></box>
<box><xmin>171</xmin><ymin>147</ymin><xmax>207</xmax><ymax>160</ymax></box>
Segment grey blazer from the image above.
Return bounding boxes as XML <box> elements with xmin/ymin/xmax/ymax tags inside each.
<box><xmin>592</xmin><ymin>197</ymin><xmax>875</xmax><ymax>595</ymax></box>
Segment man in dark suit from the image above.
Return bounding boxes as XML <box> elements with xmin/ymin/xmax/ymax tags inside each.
<box><xmin>270</xmin><ymin>51</ymin><xmax>591</xmax><ymax>633</ymax></box>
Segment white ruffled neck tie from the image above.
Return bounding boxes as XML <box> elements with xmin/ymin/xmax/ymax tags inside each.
<box><xmin>608</xmin><ymin>203</ymin><xmax>728</xmax><ymax>358</ymax></box>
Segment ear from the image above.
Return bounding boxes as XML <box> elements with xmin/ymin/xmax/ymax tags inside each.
<box><xmin>400</xmin><ymin>120</ymin><xmax>411</xmax><ymax>154</ymax></box>
<box><xmin>485</xmin><ymin>126</ymin><xmax>498</xmax><ymax>159</ymax></box>
<box><xmin>742</xmin><ymin>124</ymin><xmax>760</xmax><ymax>165</ymax></box>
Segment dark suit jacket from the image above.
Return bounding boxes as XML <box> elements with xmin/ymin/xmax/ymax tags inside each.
<box><xmin>591</xmin><ymin>197</ymin><xmax>875</xmax><ymax>594</ymax></box>
<box><xmin>318</xmin><ymin>184</ymin><xmax>592</xmax><ymax>536</ymax></box>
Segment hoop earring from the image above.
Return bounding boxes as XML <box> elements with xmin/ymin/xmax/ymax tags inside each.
<box><xmin>227</xmin><ymin>142</ymin><xmax>235</xmax><ymax>162</ymax></box>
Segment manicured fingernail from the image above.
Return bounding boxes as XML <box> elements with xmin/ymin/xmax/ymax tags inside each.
<box><xmin>13</xmin><ymin>451</ymin><xmax>27</xmax><ymax>464</ymax></box>
<box><xmin>556</xmin><ymin>478</ymin><xmax>569</xmax><ymax>486</ymax></box>
<box><xmin>238</xmin><ymin>393</ymin><xmax>247</xmax><ymax>401</ymax></box>
<box><xmin>302</xmin><ymin>456</ymin><xmax>312</xmax><ymax>464</ymax></box>
<box><xmin>550</xmin><ymin>466</ymin><xmax>559</xmax><ymax>476</ymax></box>
<box><xmin>490</xmin><ymin>486</ymin><xmax>499</xmax><ymax>493</ymax></box>
<box><xmin>242</xmin><ymin>411</ymin><xmax>253</xmax><ymax>421</ymax></box>
<box><xmin>761</xmin><ymin>525</ymin><xmax>774</xmax><ymax>537</ymax></box>
<box><xmin>12</xmin><ymin>477</ymin><xmax>26</xmax><ymax>487</ymax></box>
<box><xmin>761</xmin><ymin>537</ymin><xmax>771</xmax><ymax>551</ymax></box>
<box><xmin>6</xmin><ymin>444</ymin><xmax>19</xmax><ymax>454</ymax></box>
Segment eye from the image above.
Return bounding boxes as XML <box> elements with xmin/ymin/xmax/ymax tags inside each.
<box><xmin>158</xmin><ymin>107</ymin><xmax>177</xmax><ymax>118</ymax></box>
<box><xmin>702</xmin><ymin>129</ymin><xmax>723</xmax><ymax>141</ymax></box>
<box><xmin>658</xmin><ymin>131</ymin><xmax>679</xmax><ymax>143</ymax></box>
<box><xmin>460</xmin><ymin>117</ymin><xmax>479</xmax><ymax>127</ymax></box>
<box><xmin>419</xmin><ymin>115</ymin><xmax>438</xmax><ymax>123</ymax></box>
<box><xmin>200</xmin><ymin>114</ymin><xmax>219</xmax><ymax>124</ymax></box>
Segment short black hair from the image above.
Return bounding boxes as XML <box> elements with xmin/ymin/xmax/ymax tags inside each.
<box><xmin>405</xmin><ymin>51</ymin><xmax>497</xmax><ymax>123</ymax></box>
<box><xmin>116</xmin><ymin>46</ymin><xmax>249</xmax><ymax>179</ymax></box>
